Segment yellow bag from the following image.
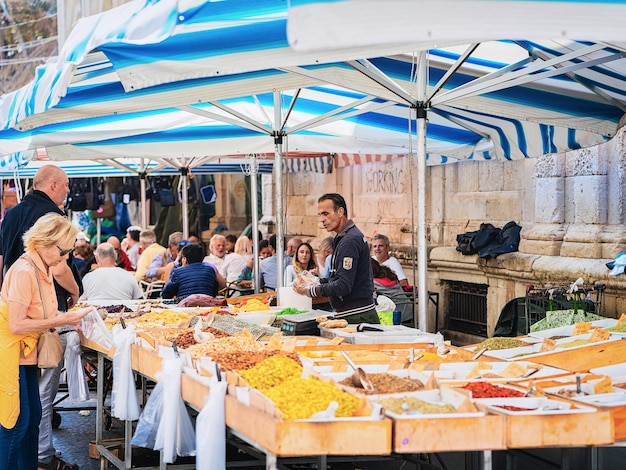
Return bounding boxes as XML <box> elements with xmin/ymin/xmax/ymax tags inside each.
<box><xmin>0</xmin><ymin>300</ymin><xmax>37</xmax><ymax>429</ymax></box>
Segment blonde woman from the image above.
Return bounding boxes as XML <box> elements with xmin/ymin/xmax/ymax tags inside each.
<box><xmin>222</xmin><ymin>236</ymin><xmax>253</xmax><ymax>283</ymax></box>
<box><xmin>0</xmin><ymin>213</ymin><xmax>91</xmax><ymax>470</ymax></box>
<box><xmin>284</xmin><ymin>242</ymin><xmax>318</xmax><ymax>287</ymax></box>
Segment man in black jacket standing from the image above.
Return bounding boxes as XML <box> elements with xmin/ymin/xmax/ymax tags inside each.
<box><xmin>0</xmin><ymin>164</ymin><xmax>82</xmax><ymax>470</ymax></box>
<box><xmin>294</xmin><ymin>193</ymin><xmax>379</xmax><ymax>324</ymax></box>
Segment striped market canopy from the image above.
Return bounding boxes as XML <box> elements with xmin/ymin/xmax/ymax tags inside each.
<box><xmin>0</xmin><ymin>0</ymin><xmax>625</xmax><ymax>170</ymax></box>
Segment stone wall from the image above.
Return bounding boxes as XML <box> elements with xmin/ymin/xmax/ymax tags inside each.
<box><xmin>270</xmin><ymin>126</ymin><xmax>626</xmax><ymax>337</ymax></box>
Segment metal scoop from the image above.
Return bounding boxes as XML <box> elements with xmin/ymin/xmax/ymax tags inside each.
<box><xmin>340</xmin><ymin>351</ymin><xmax>375</xmax><ymax>392</ymax></box>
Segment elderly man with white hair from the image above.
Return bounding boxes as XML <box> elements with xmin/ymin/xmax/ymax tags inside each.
<box><xmin>371</xmin><ymin>233</ymin><xmax>409</xmax><ymax>287</ymax></box>
<box><xmin>81</xmin><ymin>243</ymin><xmax>143</xmax><ymax>301</ymax></box>
<box><xmin>203</xmin><ymin>233</ymin><xmax>228</xmax><ymax>275</ymax></box>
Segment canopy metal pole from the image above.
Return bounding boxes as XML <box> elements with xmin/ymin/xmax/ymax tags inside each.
<box><xmin>416</xmin><ymin>52</ymin><xmax>429</xmax><ymax>332</ymax></box>
<box><xmin>181</xmin><ymin>168</ymin><xmax>189</xmax><ymax>239</ymax></box>
<box><xmin>250</xmin><ymin>158</ymin><xmax>261</xmax><ymax>293</ymax></box>
<box><xmin>274</xmin><ymin>91</ymin><xmax>285</xmax><ymax>290</ymax></box>
<box><xmin>139</xmin><ymin>159</ymin><xmax>147</xmax><ymax>228</ymax></box>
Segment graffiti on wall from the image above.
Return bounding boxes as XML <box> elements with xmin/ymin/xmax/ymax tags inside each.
<box><xmin>364</xmin><ymin>167</ymin><xmax>405</xmax><ymax>194</ymax></box>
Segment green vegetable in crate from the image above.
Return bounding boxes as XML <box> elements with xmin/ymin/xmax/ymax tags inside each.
<box><xmin>263</xmin><ymin>376</ymin><xmax>359</xmax><ymax>420</ymax></box>
<box><xmin>475</xmin><ymin>337</ymin><xmax>526</xmax><ymax>351</ymax></box>
<box><xmin>238</xmin><ymin>355</ymin><xmax>303</xmax><ymax>390</ymax></box>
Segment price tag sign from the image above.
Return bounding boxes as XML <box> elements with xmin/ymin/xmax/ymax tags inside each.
<box><xmin>572</xmin><ymin>322</ymin><xmax>592</xmax><ymax>336</ymax></box>
<box><xmin>466</xmin><ymin>362</ymin><xmax>491</xmax><ymax>379</ymax></box>
<box><xmin>500</xmin><ymin>362</ymin><xmax>527</xmax><ymax>378</ymax></box>
<box><xmin>281</xmin><ymin>336</ymin><xmax>298</xmax><ymax>352</ymax></box>
<box><xmin>593</xmin><ymin>377</ymin><xmax>613</xmax><ymax>394</ymax></box>
<box><xmin>590</xmin><ymin>328</ymin><xmax>611</xmax><ymax>342</ymax></box>
<box><xmin>540</xmin><ymin>338</ymin><xmax>556</xmax><ymax>352</ymax></box>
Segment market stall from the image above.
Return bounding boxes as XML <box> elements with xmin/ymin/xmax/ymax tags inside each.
<box><xmin>72</xmin><ymin>295</ymin><xmax>626</xmax><ymax>470</ymax></box>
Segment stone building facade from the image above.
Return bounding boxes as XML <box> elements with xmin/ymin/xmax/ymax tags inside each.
<box><xmin>263</xmin><ymin>125</ymin><xmax>626</xmax><ymax>341</ymax></box>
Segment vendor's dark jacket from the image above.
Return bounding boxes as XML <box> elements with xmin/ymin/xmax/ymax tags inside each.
<box><xmin>0</xmin><ymin>190</ymin><xmax>83</xmax><ymax>310</ymax></box>
<box><xmin>317</xmin><ymin>220</ymin><xmax>375</xmax><ymax>317</ymax></box>
<box><xmin>162</xmin><ymin>262</ymin><xmax>219</xmax><ymax>300</ymax></box>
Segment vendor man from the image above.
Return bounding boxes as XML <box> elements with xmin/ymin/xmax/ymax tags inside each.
<box><xmin>293</xmin><ymin>193</ymin><xmax>379</xmax><ymax>324</ymax></box>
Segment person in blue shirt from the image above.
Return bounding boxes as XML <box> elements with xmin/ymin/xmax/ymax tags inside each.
<box><xmin>162</xmin><ymin>244</ymin><xmax>226</xmax><ymax>300</ymax></box>
<box><xmin>259</xmin><ymin>234</ymin><xmax>279</xmax><ymax>291</ymax></box>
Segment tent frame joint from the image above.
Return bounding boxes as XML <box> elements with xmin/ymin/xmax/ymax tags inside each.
<box><xmin>272</xmin><ymin>131</ymin><xmax>285</xmax><ymax>145</ymax></box>
<box><xmin>413</xmin><ymin>102</ymin><xmax>428</xmax><ymax>119</ymax></box>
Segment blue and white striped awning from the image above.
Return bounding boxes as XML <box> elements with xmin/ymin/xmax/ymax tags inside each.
<box><xmin>0</xmin><ymin>0</ymin><xmax>624</xmax><ymax>168</ymax></box>
<box><xmin>0</xmin><ymin>155</ymin><xmax>276</xmax><ymax>179</ymax></box>
<box><xmin>288</xmin><ymin>0</ymin><xmax>626</xmax><ymax>51</ymax></box>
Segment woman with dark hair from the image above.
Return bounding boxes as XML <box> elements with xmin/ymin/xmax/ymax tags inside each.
<box><xmin>162</xmin><ymin>244</ymin><xmax>226</xmax><ymax>300</ymax></box>
<box><xmin>284</xmin><ymin>242</ymin><xmax>318</xmax><ymax>287</ymax></box>
<box><xmin>371</xmin><ymin>258</ymin><xmax>413</xmax><ymax>324</ymax></box>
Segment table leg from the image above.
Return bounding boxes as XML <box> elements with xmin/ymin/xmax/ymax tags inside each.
<box><xmin>125</xmin><ymin>419</ymin><xmax>133</xmax><ymax>469</ymax></box>
<box><xmin>266</xmin><ymin>453</ymin><xmax>278</xmax><ymax>470</ymax></box>
<box><xmin>96</xmin><ymin>352</ymin><xmax>103</xmax><ymax>443</ymax></box>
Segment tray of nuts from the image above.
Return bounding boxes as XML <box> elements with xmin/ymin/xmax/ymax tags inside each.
<box><xmin>373</xmin><ymin>386</ymin><xmax>483</xmax><ymax>419</ymax></box>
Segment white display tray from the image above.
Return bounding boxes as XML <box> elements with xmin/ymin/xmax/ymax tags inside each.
<box><xmin>528</xmin><ymin>318</ymin><xmax>617</xmax><ymax>340</ymax></box>
<box><xmin>373</xmin><ymin>388</ymin><xmax>484</xmax><ymax>420</ymax></box>
<box><xmin>435</xmin><ymin>361</ymin><xmax>566</xmax><ymax>382</ymax></box>
<box><xmin>474</xmin><ymin>397</ymin><xmax>595</xmax><ymax>416</ymax></box>
<box><xmin>481</xmin><ymin>334</ymin><xmax>620</xmax><ymax>361</ymax></box>
<box><xmin>319</xmin><ymin>324</ymin><xmax>440</xmax><ymax>344</ymax></box>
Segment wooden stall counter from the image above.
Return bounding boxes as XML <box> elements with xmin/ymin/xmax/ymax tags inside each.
<box><xmin>224</xmin><ymin>395</ymin><xmax>392</xmax><ymax>457</ymax></box>
<box><xmin>393</xmin><ymin>415</ymin><xmax>506</xmax><ymax>453</ymax></box>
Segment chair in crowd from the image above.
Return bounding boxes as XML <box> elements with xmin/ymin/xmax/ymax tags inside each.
<box><xmin>139</xmin><ymin>280</ymin><xmax>165</xmax><ymax>299</ymax></box>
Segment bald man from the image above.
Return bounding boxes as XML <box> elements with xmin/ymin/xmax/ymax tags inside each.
<box><xmin>81</xmin><ymin>243</ymin><xmax>142</xmax><ymax>301</ymax></box>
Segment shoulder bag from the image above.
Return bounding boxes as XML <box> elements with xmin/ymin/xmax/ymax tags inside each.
<box><xmin>24</xmin><ymin>256</ymin><xmax>64</xmax><ymax>369</ymax></box>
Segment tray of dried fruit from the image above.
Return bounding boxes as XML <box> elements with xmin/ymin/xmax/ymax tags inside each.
<box><xmin>474</xmin><ymin>397</ymin><xmax>596</xmax><ymax>416</ymax></box>
<box><xmin>462</xmin><ymin>379</ymin><xmax>615</xmax><ymax>447</ymax></box>
<box><xmin>528</xmin><ymin>318</ymin><xmax>617</xmax><ymax>340</ymax></box>
<box><xmin>382</xmin><ymin>384</ymin><xmax>507</xmax><ymax>453</ymax></box>
<box><xmin>478</xmin><ymin>334</ymin><xmax>620</xmax><ymax>361</ymax></box>
<box><xmin>225</xmin><ymin>354</ymin><xmax>379</xmax><ymax>421</ymax></box>
<box><xmin>528</xmin><ymin>372</ymin><xmax>626</xmax><ymax>413</ymax></box>
<box><xmin>430</xmin><ymin>361</ymin><xmax>567</xmax><ymax>382</ymax></box>
<box><xmin>371</xmin><ymin>386</ymin><xmax>484</xmax><ymax>419</ymax></box>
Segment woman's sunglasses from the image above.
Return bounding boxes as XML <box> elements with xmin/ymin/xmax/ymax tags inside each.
<box><xmin>57</xmin><ymin>245</ymin><xmax>74</xmax><ymax>257</ymax></box>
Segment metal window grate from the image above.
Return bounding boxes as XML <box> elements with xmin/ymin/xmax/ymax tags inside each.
<box><xmin>446</xmin><ymin>281</ymin><xmax>488</xmax><ymax>337</ymax></box>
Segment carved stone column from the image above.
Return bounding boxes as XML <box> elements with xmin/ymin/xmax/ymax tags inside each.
<box><xmin>520</xmin><ymin>153</ymin><xmax>566</xmax><ymax>256</ymax></box>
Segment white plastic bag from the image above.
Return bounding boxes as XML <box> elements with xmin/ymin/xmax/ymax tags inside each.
<box><xmin>375</xmin><ymin>294</ymin><xmax>396</xmax><ymax>313</ymax></box>
<box><xmin>154</xmin><ymin>350</ymin><xmax>196</xmax><ymax>462</ymax></box>
<box><xmin>64</xmin><ymin>331</ymin><xmax>89</xmax><ymax>403</ymax></box>
<box><xmin>79</xmin><ymin>307</ymin><xmax>114</xmax><ymax>350</ymax></box>
<box><xmin>131</xmin><ymin>381</ymin><xmax>163</xmax><ymax>449</ymax></box>
<box><xmin>196</xmin><ymin>380</ymin><xmax>227</xmax><ymax>470</ymax></box>
<box><xmin>111</xmin><ymin>323</ymin><xmax>140</xmax><ymax>421</ymax></box>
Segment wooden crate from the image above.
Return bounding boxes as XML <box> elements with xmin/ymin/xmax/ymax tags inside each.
<box><xmin>181</xmin><ymin>373</ymin><xmax>211</xmax><ymax>411</ymax></box>
<box><xmin>130</xmin><ymin>344</ymin><xmax>162</xmax><ymax>380</ymax></box>
<box><xmin>393</xmin><ymin>415</ymin><xmax>506</xmax><ymax>453</ymax></box>
<box><xmin>224</xmin><ymin>395</ymin><xmax>391</xmax><ymax>456</ymax></box>
<box><xmin>529</xmin><ymin>340</ymin><xmax>626</xmax><ymax>372</ymax></box>
<box><xmin>80</xmin><ymin>335</ymin><xmax>113</xmax><ymax>356</ymax></box>
<box><xmin>504</xmin><ymin>410</ymin><xmax>613</xmax><ymax>447</ymax></box>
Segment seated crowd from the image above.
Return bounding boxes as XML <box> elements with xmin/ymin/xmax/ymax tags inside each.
<box><xmin>75</xmin><ymin>226</ymin><xmax>412</xmax><ymax>317</ymax></box>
